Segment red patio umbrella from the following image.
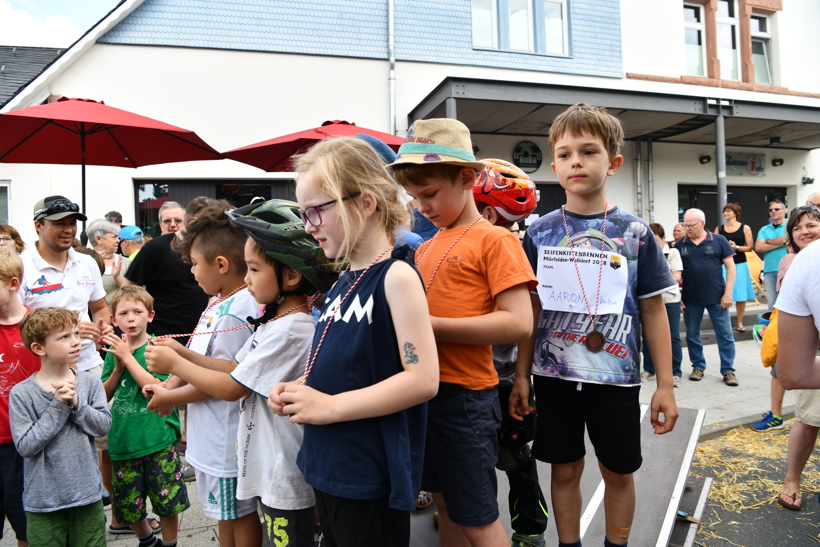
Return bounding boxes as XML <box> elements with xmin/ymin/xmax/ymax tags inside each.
<box><xmin>0</xmin><ymin>97</ymin><xmax>223</xmax><ymax>220</ymax></box>
<box><xmin>223</xmin><ymin>120</ymin><xmax>403</xmax><ymax>172</ymax></box>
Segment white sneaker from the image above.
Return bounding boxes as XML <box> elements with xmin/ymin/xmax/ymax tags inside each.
<box><xmin>673</xmin><ymin>376</ymin><xmax>682</xmax><ymax>388</ymax></box>
<box><xmin>640</xmin><ymin>371</ymin><xmax>655</xmax><ymax>382</ymax></box>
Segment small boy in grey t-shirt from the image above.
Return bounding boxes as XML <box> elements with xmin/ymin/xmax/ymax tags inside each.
<box><xmin>10</xmin><ymin>307</ymin><xmax>111</xmax><ymax>546</ymax></box>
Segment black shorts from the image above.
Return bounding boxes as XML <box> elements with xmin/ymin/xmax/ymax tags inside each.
<box><xmin>0</xmin><ymin>442</ymin><xmax>26</xmax><ymax>541</ymax></box>
<box><xmin>532</xmin><ymin>376</ymin><xmax>642</xmax><ymax>474</ymax></box>
<box><xmin>421</xmin><ymin>382</ymin><xmax>501</xmax><ymax>527</ymax></box>
<box><xmin>314</xmin><ymin>489</ymin><xmax>409</xmax><ymax>547</ymax></box>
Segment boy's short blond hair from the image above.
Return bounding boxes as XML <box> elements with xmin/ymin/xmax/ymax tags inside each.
<box><xmin>110</xmin><ymin>286</ymin><xmax>154</xmax><ymax>315</ymax></box>
<box><xmin>391</xmin><ymin>163</ymin><xmax>465</xmax><ymax>188</ymax></box>
<box><xmin>0</xmin><ymin>249</ymin><xmax>23</xmax><ymax>286</ymax></box>
<box><xmin>19</xmin><ymin>307</ymin><xmax>80</xmax><ymax>351</ymax></box>
<box><xmin>549</xmin><ymin>103</ymin><xmax>624</xmax><ymax>160</ymax></box>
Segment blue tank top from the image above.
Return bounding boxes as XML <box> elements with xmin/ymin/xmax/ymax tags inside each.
<box><xmin>297</xmin><ymin>246</ymin><xmax>427</xmax><ymax>511</ymax></box>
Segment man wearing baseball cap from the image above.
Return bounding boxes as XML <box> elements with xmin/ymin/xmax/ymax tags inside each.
<box><xmin>19</xmin><ymin>196</ymin><xmax>112</xmax><ymax>372</ymax></box>
<box><xmin>118</xmin><ymin>225</ymin><xmax>145</xmax><ymax>259</ymax></box>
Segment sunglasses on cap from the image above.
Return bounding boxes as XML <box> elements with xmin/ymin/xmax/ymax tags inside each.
<box><xmin>791</xmin><ymin>204</ymin><xmax>820</xmax><ymax>215</ymax></box>
<box><xmin>33</xmin><ymin>199</ymin><xmax>80</xmax><ymax>221</ymax></box>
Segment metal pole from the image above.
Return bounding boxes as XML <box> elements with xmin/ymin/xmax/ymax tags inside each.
<box><xmin>388</xmin><ymin>0</ymin><xmax>396</xmax><ymax>135</ymax></box>
<box><xmin>445</xmin><ymin>97</ymin><xmax>457</xmax><ymax>120</ymax></box>
<box><xmin>715</xmin><ymin>114</ymin><xmax>727</xmax><ymax>227</ymax></box>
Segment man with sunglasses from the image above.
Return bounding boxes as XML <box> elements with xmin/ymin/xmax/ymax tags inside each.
<box><xmin>755</xmin><ymin>200</ymin><xmax>788</xmax><ymax>311</ymax></box>
<box><xmin>19</xmin><ymin>196</ymin><xmax>112</xmax><ymax>371</ymax></box>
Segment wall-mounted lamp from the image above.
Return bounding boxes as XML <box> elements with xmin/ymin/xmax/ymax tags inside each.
<box><xmin>699</xmin><ymin>155</ymin><xmax>712</xmax><ymax>164</ymax></box>
<box><xmin>772</xmin><ymin>158</ymin><xmax>785</xmax><ymax>167</ymax></box>
<box><xmin>770</xmin><ymin>136</ymin><xmax>781</xmax><ymax>145</ymax></box>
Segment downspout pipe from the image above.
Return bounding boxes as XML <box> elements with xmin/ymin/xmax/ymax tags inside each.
<box><xmin>388</xmin><ymin>0</ymin><xmax>396</xmax><ymax>135</ymax></box>
<box><xmin>635</xmin><ymin>140</ymin><xmax>643</xmax><ymax>220</ymax></box>
<box><xmin>647</xmin><ymin>139</ymin><xmax>654</xmax><ymax>223</ymax></box>
<box><xmin>715</xmin><ymin>115</ymin><xmax>728</xmax><ymax>227</ymax></box>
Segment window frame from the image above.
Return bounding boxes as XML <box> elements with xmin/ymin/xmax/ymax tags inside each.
<box><xmin>540</xmin><ymin>0</ymin><xmax>568</xmax><ymax>56</ymax></box>
<box><xmin>683</xmin><ymin>2</ymin><xmax>707</xmax><ymax>77</ymax></box>
<box><xmin>715</xmin><ymin>0</ymin><xmax>740</xmax><ymax>81</ymax></box>
<box><xmin>507</xmin><ymin>0</ymin><xmax>535</xmax><ymax>52</ymax></box>
<box><xmin>471</xmin><ymin>0</ymin><xmax>499</xmax><ymax>50</ymax></box>
<box><xmin>472</xmin><ymin>0</ymin><xmax>569</xmax><ymax>57</ymax></box>
<box><xmin>750</xmin><ymin>14</ymin><xmax>773</xmax><ymax>85</ymax></box>
<box><xmin>0</xmin><ymin>182</ymin><xmax>10</xmax><ymax>226</ymax></box>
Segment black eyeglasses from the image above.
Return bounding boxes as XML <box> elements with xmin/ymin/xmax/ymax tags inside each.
<box><xmin>297</xmin><ymin>193</ymin><xmax>361</xmax><ymax>227</ymax></box>
<box><xmin>33</xmin><ymin>199</ymin><xmax>79</xmax><ymax>220</ymax></box>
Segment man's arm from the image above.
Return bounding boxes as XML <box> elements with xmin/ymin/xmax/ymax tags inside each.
<box><xmin>755</xmin><ymin>234</ymin><xmax>787</xmax><ymax>254</ymax></box>
<box><xmin>88</xmin><ymin>298</ymin><xmax>112</xmax><ymax>327</ymax></box>
<box><xmin>721</xmin><ymin>257</ymin><xmax>735</xmax><ymax>309</ymax></box>
<box><xmin>640</xmin><ymin>295</ymin><xmax>679</xmax><ymax>434</ymax></box>
<box><xmin>778</xmin><ymin>311</ymin><xmax>820</xmax><ymax>390</ymax></box>
<box><xmin>430</xmin><ymin>283</ymin><xmax>532</xmax><ymax>345</ymax></box>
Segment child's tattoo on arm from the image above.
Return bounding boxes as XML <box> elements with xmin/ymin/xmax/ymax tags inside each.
<box><xmin>403</xmin><ymin>342</ymin><xmax>419</xmax><ymax>365</ymax></box>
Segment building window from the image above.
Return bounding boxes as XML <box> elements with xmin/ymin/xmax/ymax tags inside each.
<box><xmin>0</xmin><ymin>182</ymin><xmax>8</xmax><ymax>225</ymax></box>
<box><xmin>543</xmin><ymin>0</ymin><xmax>567</xmax><ymax>55</ymax></box>
<box><xmin>683</xmin><ymin>3</ymin><xmax>705</xmax><ymax>76</ymax></box>
<box><xmin>471</xmin><ymin>0</ymin><xmax>567</xmax><ymax>55</ymax></box>
<box><xmin>472</xmin><ymin>0</ymin><xmax>498</xmax><ymax>49</ymax></box>
<box><xmin>751</xmin><ymin>15</ymin><xmax>772</xmax><ymax>85</ymax></box>
<box><xmin>715</xmin><ymin>0</ymin><xmax>739</xmax><ymax>80</ymax></box>
<box><xmin>508</xmin><ymin>0</ymin><xmax>534</xmax><ymax>52</ymax></box>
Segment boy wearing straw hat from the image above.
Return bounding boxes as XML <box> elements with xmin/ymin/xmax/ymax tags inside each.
<box><xmin>390</xmin><ymin>119</ymin><xmax>537</xmax><ymax>547</ymax></box>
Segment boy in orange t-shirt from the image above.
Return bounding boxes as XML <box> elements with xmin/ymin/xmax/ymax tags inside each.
<box><xmin>390</xmin><ymin>119</ymin><xmax>537</xmax><ymax>547</ymax></box>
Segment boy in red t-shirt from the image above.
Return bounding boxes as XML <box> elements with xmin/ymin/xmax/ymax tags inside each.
<box><xmin>0</xmin><ymin>249</ymin><xmax>41</xmax><ymax>546</ymax></box>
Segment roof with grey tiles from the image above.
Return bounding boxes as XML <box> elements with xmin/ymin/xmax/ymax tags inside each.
<box><xmin>0</xmin><ymin>46</ymin><xmax>65</xmax><ymax>108</ymax></box>
<box><xmin>99</xmin><ymin>0</ymin><xmax>621</xmax><ymax>78</ymax></box>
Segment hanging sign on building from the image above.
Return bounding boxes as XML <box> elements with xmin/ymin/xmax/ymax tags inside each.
<box><xmin>726</xmin><ymin>153</ymin><xmax>766</xmax><ymax>176</ymax></box>
<box><xmin>513</xmin><ymin>141</ymin><xmax>543</xmax><ymax>173</ymax></box>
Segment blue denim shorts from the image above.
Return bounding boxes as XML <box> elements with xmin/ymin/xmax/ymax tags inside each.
<box><xmin>421</xmin><ymin>382</ymin><xmax>501</xmax><ymax>527</ymax></box>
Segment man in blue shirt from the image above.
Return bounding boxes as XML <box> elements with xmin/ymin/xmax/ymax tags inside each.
<box><xmin>754</xmin><ymin>200</ymin><xmax>788</xmax><ymax>311</ymax></box>
<box><xmin>674</xmin><ymin>209</ymin><xmax>738</xmax><ymax>386</ymax></box>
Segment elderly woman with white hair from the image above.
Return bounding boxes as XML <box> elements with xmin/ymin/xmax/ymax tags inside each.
<box><xmin>87</xmin><ymin>219</ymin><xmax>131</xmax><ymax>305</ymax></box>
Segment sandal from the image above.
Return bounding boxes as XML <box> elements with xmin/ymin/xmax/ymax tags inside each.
<box><xmin>735</xmin><ymin>326</ymin><xmax>747</xmax><ymax>332</ymax></box>
<box><xmin>777</xmin><ymin>490</ymin><xmax>803</xmax><ymax>511</ymax></box>
<box><xmin>108</xmin><ymin>517</ymin><xmax>162</xmax><ymax>535</ymax></box>
<box><xmin>415</xmin><ymin>490</ymin><xmax>434</xmax><ymax>509</ymax></box>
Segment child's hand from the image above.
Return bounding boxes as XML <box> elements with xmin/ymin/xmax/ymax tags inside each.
<box><xmin>145</xmin><ymin>384</ymin><xmax>175</xmax><ymax>417</ymax></box>
<box><xmin>145</xmin><ymin>345</ymin><xmax>177</xmax><ymax>375</ymax></box>
<box><xmin>508</xmin><ymin>376</ymin><xmax>535</xmax><ymax>421</ymax></box>
<box><xmin>101</xmin><ymin>333</ymin><xmax>130</xmax><ymax>360</ymax></box>
<box><xmin>98</xmin><ymin>318</ymin><xmax>113</xmax><ymax>340</ymax></box>
<box><xmin>267</xmin><ymin>382</ymin><xmax>289</xmax><ymax>416</ymax></box>
<box><xmin>149</xmin><ymin>337</ymin><xmax>184</xmax><ymax>353</ymax></box>
<box><xmin>52</xmin><ymin>380</ymin><xmax>78</xmax><ymax>409</ymax></box>
<box><xmin>276</xmin><ymin>384</ymin><xmax>335</xmax><ymax>425</ymax></box>
<box><xmin>142</xmin><ymin>384</ymin><xmax>155</xmax><ymax>400</ymax></box>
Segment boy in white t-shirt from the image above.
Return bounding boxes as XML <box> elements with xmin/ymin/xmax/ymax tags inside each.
<box><xmin>138</xmin><ymin>201</ymin><xmax>262</xmax><ymax>546</ymax></box>
<box><xmin>146</xmin><ymin>200</ymin><xmax>336</xmax><ymax>547</ymax></box>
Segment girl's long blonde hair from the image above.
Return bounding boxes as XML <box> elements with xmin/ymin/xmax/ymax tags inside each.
<box><xmin>294</xmin><ymin>138</ymin><xmax>409</xmax><ymax>264</ymax></box>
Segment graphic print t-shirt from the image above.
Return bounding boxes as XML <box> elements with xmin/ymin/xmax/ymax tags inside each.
<box><xmin>0</xmin><ymin>309</ymin><xmax>41</xmax><ymax>443</ymax></box>
<box><xmin>523</xmin><ymin>207</ymin><xmax>675</xmax><ymax>386</ymax></box>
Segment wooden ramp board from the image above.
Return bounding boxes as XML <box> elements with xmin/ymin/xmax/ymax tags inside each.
<box><xmin>410</xmin><ymin>406</ymin><xmax>705</xmax><ymax>547</ymax></box>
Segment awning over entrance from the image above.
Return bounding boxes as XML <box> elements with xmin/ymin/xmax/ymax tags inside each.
<box><xmin>408</xmin><ymin>77</ymin><xmax>820</xmax><ymax>150</ymax></box>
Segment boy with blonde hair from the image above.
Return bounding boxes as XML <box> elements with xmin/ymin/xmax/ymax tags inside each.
<box><xmin>10</xmin><ymin>307</ymin><xmax>111</xmax><ymax>547</ymax></box>
<box><xmin>0</xmin><ymin>250</ymin><xmax>41</xmax><ymax>547</ymax></box>
<box><xmin>101</xmin><ymin>286</ymin><xmax>188</xmax><ymax>547</ymax></box>
<box><xmin>390</xmin><ymin>119</ymin><xmax>537</xmax><ymax>547</ymax></box>
<box><xmin>510</xmin><ymin>103</ymin><xmax>679</xmax><ymax>547</ymax></box>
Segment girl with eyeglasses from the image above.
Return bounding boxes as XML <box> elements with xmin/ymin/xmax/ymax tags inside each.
<box><xmin>0</xmin><ymin>225</ymin><xmax>25</xmax><ymax>254</ymax></box>
<box><xmin>268</xmin><ymin>138</ymin><xmax>438</xmax><ymax>547</ymax></box>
